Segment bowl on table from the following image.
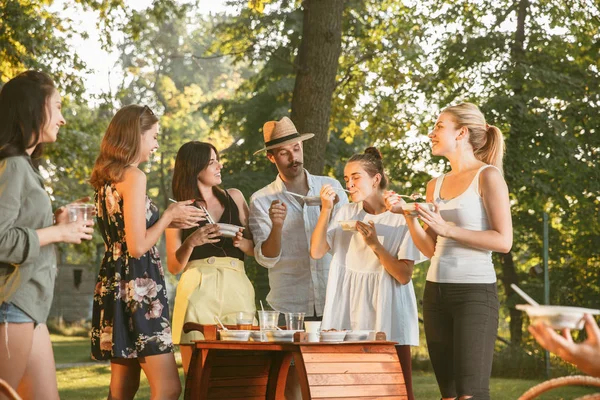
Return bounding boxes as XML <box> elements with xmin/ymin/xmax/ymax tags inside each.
<box><xmin>401</xmin><ymin>202</ymin><xmax>435</xmax><ymax>216</ymax></box>
<box><xmin>344</xmin><ymin>330</ymin><xmax>375</xmax><ymax>341</ymax></box>
<box><xmin>216</xmin><ymin>223</ymin><xmax>243</xmax><ymax>238</ymax></box>
<box><xmin>320</xmin><ymin>330</ymin><xmax>347</xmax><ymax>342</ymax></box>
<box><xmin>516</xmin><ymin>305</ymin><xmax>600</xmax><ymax>330</ymax></box>
<box><xmin>339</xmin><ymin>220</ymin><xmax>358</xmax><ymax>231</ymax></box>
<box><xmin>264</xmin><ymin>330</ymin><xmax>302</xmax><ymax>343</ymax></box>
<box><xmin>249</xmin><ymin>331</ymin><xmax>265</xmax><ymax>342</ymax></box>
<box><xmin>219</xmin><ymin>330</ymin><xmax>251</xmax><ymax>341</ymax></box>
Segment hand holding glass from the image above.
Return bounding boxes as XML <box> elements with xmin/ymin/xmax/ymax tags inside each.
<box><xmin>67</xmin><ymin>204</ymin><xmax>96</xmax><ymax>222</ymax></box>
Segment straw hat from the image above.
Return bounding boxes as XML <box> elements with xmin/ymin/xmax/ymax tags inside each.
<box><xmin>253</xmin><ymin>117</ymin><xmax>314</xmax><ymax>155</ymax></box>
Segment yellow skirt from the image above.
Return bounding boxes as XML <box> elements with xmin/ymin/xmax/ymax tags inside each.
<box><xmin>171</xmin><ymin>256</ymin><xmax>256</xmax><ymax>344</ymax></box>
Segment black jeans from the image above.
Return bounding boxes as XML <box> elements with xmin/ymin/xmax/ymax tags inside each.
<box><xmin>423</xmin><ymin>281</ymin><xmax>499</xmax><ymax>400</ymax></box>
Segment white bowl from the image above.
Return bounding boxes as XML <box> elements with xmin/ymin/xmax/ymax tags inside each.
<box><xmin>344</xmin><ymin>330</ymin><xmax>375</xmax><ymax>341</ymax></box>
<box><xmin>401</xmin><ymin>202</ymin><xmax>435</xmax><ymax>216</ymax></box>
<box><xmin>264</xmin><ymin>330</ymin><xmax>302</xmax><ymax>342</ymax></box>
<box><xmin>217</xmin><ymin>223</ymin><xmax>243</xmax><ymax>238</ymax></box>
<box><xmin>219</xmin><ymin>330</ymin><xmax>251</xmax><ymax>341</ymax></box>
<box><xmin>320</xmin><ymin>331</ymin><xmax>347</xmax><ymax>342</ymax></box>
<box><xmin>339</xmin><ymin>220</ymin><xmax>358</xmax><ymax>231</ymax></box>
<box><xmin>516</xmin><ymin>305</ymin><xmax>600</xmax><ymax>330</ymax></box>
<box><xmin>249</xmin><ymin>331</ymin><xmax>265</xmax><ymax>342</ymax></box>
<box><xmin>304</xmin><ymin>196</ymin><xmax>321</xmax><ymax>206</ymax></box>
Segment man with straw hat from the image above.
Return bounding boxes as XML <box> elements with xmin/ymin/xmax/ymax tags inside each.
<box><xmin>249</xmin><ymin>117</ymin><xmax>348</xmax><ymax>323</ymax></box>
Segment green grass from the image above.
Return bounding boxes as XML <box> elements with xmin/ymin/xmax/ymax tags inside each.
<box><xmin>52</xmin><ymin>335</ymin><xmax>597</xmax><ymax>400</ymax></box>
<box><xmin>51</xmin><ymin>334</ymin><xmax>93</xmax><ymax>364</ymax></box>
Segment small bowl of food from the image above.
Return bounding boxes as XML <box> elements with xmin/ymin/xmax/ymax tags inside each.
<box><xmin>216</xmin><ymin>223</ymin><xmax>243</xmax><ymax>238</ymax></box>
<box><xmin>264</xmin><ymin>330</ymin><xmax>302</xmax><ymax>343</ymax></box>
<box><xmin>320</xmin><ymin>329</ymin><xmax>347</xmax><ymax>342</ymax></box>
<box><xmin>339</xmin><ymin>220</ymin><xmax>358</xmax><ymax>231</ymax></box>
<box><xmin>219</xmin><ymin>330</ymin><xmax>251</xmax><ymax>341</ymax></box>
<box><xmin>249</xmin><ymin>331</ymin><xmax>265</xmax><ymax>342</ymax></box>
<box><xmin>401</xmin><ymin>202</ymin><xmax>435</xmax><ymax>216</ymax></box>
<box><xmin>516</xmin><ymin>305</ymin><xmax>600</xmax><ymax>330</ymax></box>
<box><xmin>304</xmin><ymin>196</ymin><xmax>322</xmax><ymax>206</ymax></box>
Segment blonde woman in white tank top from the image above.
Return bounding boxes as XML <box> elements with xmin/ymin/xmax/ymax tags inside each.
<box><xmin>385</xmin><ymin>103</ymin><xmax>512</xmax><ymax>400</ymax></box>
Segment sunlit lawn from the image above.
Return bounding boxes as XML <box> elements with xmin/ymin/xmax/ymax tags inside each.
<box><xmin>53</xmin><ymin>335</ymin><xmax>597</xmax><ymax>400</ymax></box>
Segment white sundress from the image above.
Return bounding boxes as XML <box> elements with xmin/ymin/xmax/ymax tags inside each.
<box><xmin>321</xmin><ymin>202</ymin><xmax>424</xmax><ymax>345</ymax></box>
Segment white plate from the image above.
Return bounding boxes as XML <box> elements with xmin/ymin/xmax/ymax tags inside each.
<box><xmin>320</xmin><ymin>331</ymin><xmax>347</xmax><ymax>342</ymax></box>
<box><xmin>401</xmin><ymin>202</ymin><xmax>435</xmax><ymax>216</ymax></box>
<box><xmin>264</xmin><ymin>330</ymin><xmax>302</xmax><ymax>342</ymax></box>
<box><xmin>339</xmin><ymin>220</ymin><xmax>358</xmax><ymax>231</ymax></box>
<box><xmin>516</xmin><ymin>305</ymin><xmax>600</xmax><ymax>330</ymax></box>
<box><xmin>217</xmin><ymin>223</ymin><xmax>243</xmax><ymax>238</ymax></box>
<box><xmin>344</xmin><ymin>330</ymin><xmax>375</xmax><ymax>341</ymax></box>
<box><xmin>219</xmin><ymin>330</ymin><xmax>251</xmax><ymax>341</ymax></box>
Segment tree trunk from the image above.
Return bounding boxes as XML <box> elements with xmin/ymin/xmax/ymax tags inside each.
<box><xmin>499</xmin><ymin>251</ymin><xmax>522</xmax><ymax>345</ymax></box>
<box><xmin>291</xmin><ymin>0</ymin><xmax>345</xmax><ymax>175</ymax></box>
<box><xmin>503</xmin><ymin>0</ymin><xmax>529</xmax><ymax>345</ymax></box>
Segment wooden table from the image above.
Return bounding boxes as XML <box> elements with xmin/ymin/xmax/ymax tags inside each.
<box><xmin>183</xmin><ymin>324</ymin><xmax>407</xmax><ymax>399</ymax></box>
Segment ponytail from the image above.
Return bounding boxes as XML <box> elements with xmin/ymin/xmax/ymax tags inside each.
<box><xmin>475</xmin><ymin>124</ymin><xmax>504</xmax><ymax>175</ymax></box>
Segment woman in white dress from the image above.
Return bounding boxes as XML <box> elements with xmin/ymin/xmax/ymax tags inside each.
<box><xmin>310</xmin><ymin>147</ymin><xmax>422</xmax><ymax>400</ymax></box>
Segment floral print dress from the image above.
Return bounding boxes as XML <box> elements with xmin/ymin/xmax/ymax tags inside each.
<box><xmin>91</xmin><ymin>184</ymin><xmax>173</xmax><ymax>360</ymax></box>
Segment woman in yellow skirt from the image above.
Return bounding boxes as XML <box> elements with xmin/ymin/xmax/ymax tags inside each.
<box><xmin>165</xmin><ymin>141</ymin><xmax>256</xmax><ymax>375</ymax></box>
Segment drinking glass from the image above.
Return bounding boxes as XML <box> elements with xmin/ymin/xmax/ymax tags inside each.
<box><xmin>258</xmin><ymin>310</ymin><xmax>279</xmax><ymax>331</ymax></box>
<box><xmin>285</xmin><ymin>312</ymin><xmax>305</xmax><ymax>330</ymax></box>
<box><xmin>67</xmin><ymin>204</ymin><xmax>96</xmax><ymax>222</ymax></box>
<box><xmin>236</xmin><ymin>311</ymin><xmax>255</xmax><ymax>330</ymax></box>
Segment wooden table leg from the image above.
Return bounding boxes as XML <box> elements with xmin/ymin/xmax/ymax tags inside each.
<box><xmin>292</xmin><ymin>352</ymin><xmax>312</xmax><ymax>400</ymax></box>
<box><xmin>266</xmin><ymin>351</ymin><xmax>293</xmax><ymax>400</ymax></box>
<box><xmin>184</xmin><ymin>347</ymin><xmax>209</xmax><ymax>400</ymax></box>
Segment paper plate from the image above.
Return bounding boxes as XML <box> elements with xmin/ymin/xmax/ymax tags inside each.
<box><xmin>516</xmin><ymin>304</ymin><xmax>600</xmax><ymax>330</ymax></box>
<box><xmin>217</xmin><ymin>223</ymin><xmax>243</xmax><ymax>238</ymax></box>
<box><xmin>401</xmin><ymin>202</ymin><xmax>435</xmax><ymax>216</ymax></box>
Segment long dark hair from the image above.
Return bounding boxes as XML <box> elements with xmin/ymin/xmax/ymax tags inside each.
<box><xmin>172</xmin><ymin>141</ymin><xmax>227</xmax><ymax>205</ymax></box>
<box><xmin>0</xmin><ymin>70</ymin><xmax>57</xmax><ymax>161</ymax></box>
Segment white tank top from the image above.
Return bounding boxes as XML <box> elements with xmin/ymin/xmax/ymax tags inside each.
<box><xmin>426</xmin><ymin>165</ymin><xmax>497</xmax><ymax>283</ymax></box>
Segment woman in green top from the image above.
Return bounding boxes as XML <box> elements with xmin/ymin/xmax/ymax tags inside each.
<box><xmin>0</xmin><ymin>71</ymin><xmax>94</xmax><ymax>399</ymax></box>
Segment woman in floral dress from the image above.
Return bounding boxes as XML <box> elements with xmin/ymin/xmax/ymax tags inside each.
<box><xmin>89</xmin><ymin>105</ymin><xmax>203</xmax><ymax>400</ymax></box>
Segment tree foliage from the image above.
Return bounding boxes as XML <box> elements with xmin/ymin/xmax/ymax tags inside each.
<box><xmin>1</xmin><ymin>0</ymin><xmax>598</xmax><ymax>354</ymax></box>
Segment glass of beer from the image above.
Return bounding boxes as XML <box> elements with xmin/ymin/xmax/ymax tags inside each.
<box><xmin>236</xmin><ymin>311</ymin><xmax>255</xmax><ymax>330</ymax></box>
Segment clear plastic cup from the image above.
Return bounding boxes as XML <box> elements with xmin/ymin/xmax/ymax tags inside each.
<box><xmin>236</xmin><ymin>311</ymin><xmax>255</xmax><ymax>330</ymax></box>
<box><xmin>258</xmin><ymin>310</ymin><xmax>279</xmax><ymax>331</ymax></box>
<box><xmin>67</xmin><ymin>204</ymin><xmax>96</xmax><ymax>222</ymax></box>
<box><xmin>285</xmin><ymin>312</ymin><xmax>305</xmax><ymax>330</ymax></box>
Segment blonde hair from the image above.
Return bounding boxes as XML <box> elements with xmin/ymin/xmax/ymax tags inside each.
<box><xmin>90</xmin><ymin>105</ymin><xmax>158</xmax><ymax>188</ymax></box>
<box><xmin>442</xmin><ymin>102</ymin><xmax>505</xmax><ymax>174</ymax></box>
